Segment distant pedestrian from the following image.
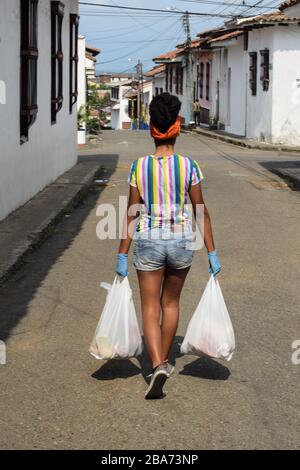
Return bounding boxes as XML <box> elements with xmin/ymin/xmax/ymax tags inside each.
<box><xmin>193</xmin><ymin>99</ymin><xmax>201</xmax><ymax>126</ymax></box>
<box><xmin>116</xmin><ymin>92</ymin><xmax>221</xmax><ymax>399</ymax></box>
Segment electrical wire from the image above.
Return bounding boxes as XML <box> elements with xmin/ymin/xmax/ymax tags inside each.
<box><xmin>96</xmin><ymin>16</ymin><xmax>183</xmax><ymax>65</ymax></box>
<box><xmin>78</xmin><ymin>2</ymin><xmax>239</xmax><ymax>18</ymax></box>
<box><xmin>173</xmin><ymin>0</ymin><xmax>280</xmax><ymax>9</ymax></box>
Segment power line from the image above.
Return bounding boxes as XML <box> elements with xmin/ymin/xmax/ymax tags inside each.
<box><xmin>78</xmin><ymin>2</ymin><xmax>240</xmax><ymax>18</ymax></box>
<box><xmin>96</xmin><ymin>16</ymin><xmax>182</xmax><ymax>65</ymax></box>
<box><xmin>173</xmin><ymin>0</ymin><xmax>280</xmax><ymax>9</ymax></box>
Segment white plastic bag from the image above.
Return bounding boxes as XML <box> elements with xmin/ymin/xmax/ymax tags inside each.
<box><xmin>89</xmin><ymin>275</ymin><xmax>143</xmax><ymax>360</ymax></box>
<box><xmin>181</xmin><ymin>275</ymin><xmax>235</xmax><ymax>361</ymax></box>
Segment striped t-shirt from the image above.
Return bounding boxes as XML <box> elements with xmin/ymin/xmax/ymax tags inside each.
<box><xmin>128</xmin><ymin>154</ymin><xmax>203</xmax><ymax>233</ymax></box>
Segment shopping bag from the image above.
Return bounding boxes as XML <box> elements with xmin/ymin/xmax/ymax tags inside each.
<box><xmin>89</xmin><ymin>275</ymin><xmax>143</xmax><ymax>360</ymax></box>
<box><xmin>181</xmin><ymin>275</ymin><xmax>235</xmax><ymax>361</ymax></box>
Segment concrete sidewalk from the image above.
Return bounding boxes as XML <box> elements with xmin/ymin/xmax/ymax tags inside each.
<box><xmin>0</xmin><ymin>157</ymin><xmax>104</xmax><ymax>285</ymax></box>
<box><xmin>193</xmin><ymin>127</ymin><xmax>300</xmax><ymax>154</ymax></box>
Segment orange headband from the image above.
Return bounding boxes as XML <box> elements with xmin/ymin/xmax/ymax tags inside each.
<box><xmin>150</xmin><ymin>116</ymin><xmax>181</xmax><ymax>141</ymax></box>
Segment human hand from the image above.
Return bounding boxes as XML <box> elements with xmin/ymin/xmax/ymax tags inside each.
<box><xmin>208</xmin><ymin>251</ymin><xmax>221</xmax><ymax>277</ymax></box>
<box><xmin>116</xmin><ymin>253</ymin><xmax>129</xmax><ymax>277</ymax></box>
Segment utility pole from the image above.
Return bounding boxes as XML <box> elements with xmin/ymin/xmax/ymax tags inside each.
<box><xmin>136</xmin><ymin>60</ymin><xmax>143</xmax><ymax>129</ymax></box>
<box><xmin>183</xmin><ymin>11</ymin><xmax>194</xmax><ymax>124</ymax></box>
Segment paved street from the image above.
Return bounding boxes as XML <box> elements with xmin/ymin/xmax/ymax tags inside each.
<box><xmin>0</xmin><ymin>130</ymin><xmax>299</xmax><ymax>450</ymax></box>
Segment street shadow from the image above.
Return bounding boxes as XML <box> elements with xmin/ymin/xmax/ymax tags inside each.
<box><xmin>259</xmin><ymin>161</ymin><xmax>300</xmax><ymax>191</ymax></box>
<box><xmin>91</xmin><ymin>336</ymin><xmax>185</xmax><ymax>383</ymax></box>
<box><xmin>179</xmin><ymin>356</ymin><xmax>231</xmax><ymax>381</ymax></box>
<box><xmin>92</xmin><ymin>359</ymin><xmax>141</xmax><ymax>381</ymax></box>
<box><xmin>0</xmin><ymin>153</ymin><xmax>119</xmax><ymax>342</ymax></box>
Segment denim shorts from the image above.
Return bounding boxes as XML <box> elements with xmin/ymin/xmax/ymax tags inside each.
<box><xmin>133</xmin><ymin>228</ymin><xmax>195</xmax><ymax>272</ymax></box>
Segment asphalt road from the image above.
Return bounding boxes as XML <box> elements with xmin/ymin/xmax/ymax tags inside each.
<box><xmin>0</xmin><ymin>131</ymin><xmax>299</xmax><ymax>450</ymax></box>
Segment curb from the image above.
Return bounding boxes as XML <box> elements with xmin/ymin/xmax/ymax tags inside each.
<box><xmin>192</xmin><ymin>128</ymin><xmax>300</xmax><ymax>154</ymax></box>
<box><xmin>0</xmin><ymin>163</ymin><xmax>104</xmax><ymax>286</ymax></box>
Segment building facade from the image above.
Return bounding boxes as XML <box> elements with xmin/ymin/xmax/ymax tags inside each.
<box><xmin>0</xmin><ymin>0</ymin><xmax>79</xmax><ymax>222</ymax></box>
<box><xmin>209</xmin><ymin>3</ymin><xmax>300</xmax><ymax>144</ymax></box>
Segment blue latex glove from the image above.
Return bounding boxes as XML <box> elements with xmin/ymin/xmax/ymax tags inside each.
<box><xmin>208</xmin><ymin>251</ymin><xmax>221</xmax><ymax>277</ymax></box>
<box><xmin>116</xmin><ymin>254</ymin><xmax>129</xmax><ymax>277</ymax></box>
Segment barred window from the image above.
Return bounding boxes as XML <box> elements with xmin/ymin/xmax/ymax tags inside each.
<box><xmin>51</xmin><ymin>1</ymin><xmax>65</xmax><ymax>124</ymax></box>
<box><xmin>175</xmin><ymin>67</ymin><xmax>179</xmax><ymax>95</ymax></box>
<box><xmin>260</xmin><ymin>49</ymin><xmax>270</xmax><ymax>92</ymax></box>
<box><xmin>20</xmin><ymin>0</ymin><xmax>39</xmax><ymax>144</ymax></box>
<box><xmin>169</xmin><ymin>66</ymin><xmax>173</xmax><ymax>93</ymax></box>
<box><xmin>249</xmin><ymin>52</ymin><xmax>257</xmax><ymax>96</ymax></box>
<box><xmin>206</xmin><ymin>62</ymin><xmax>210</xmax><ymax>101</ymax></box>
<box><xmin>179</xmin><ymin>66</ymin><xmax>183</xmax><ymax>95</ymax></box>
<box><xmin>165</xmin><ymin>67</ymin><xmax>169</xmax><ymax>92</ymax></box>
<box><xmin>69</xmin><ymin>13</ymin><xmax>79</xmax><ymax>113</ymax></box>
<box><xmin>199</xmin><ymin>62</ymin><xmax>204</xmax><ymax>99</ymax></box>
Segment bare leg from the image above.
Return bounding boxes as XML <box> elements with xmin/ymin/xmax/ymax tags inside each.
<box><xmin>160</xmin><ymin>267</ymin><xmax>190</xmax><ymax>364</ymax></box>
<box><xmin>136</xmin><ymin>268</ymin><xmax>165</xmax><ymax>369</ymax></box>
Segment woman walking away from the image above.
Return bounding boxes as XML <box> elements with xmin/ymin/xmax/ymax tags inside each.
<box><xmin>116</xmin><ymin>93</ymin><xmax>221</xmax><ymax>399</ymax></box>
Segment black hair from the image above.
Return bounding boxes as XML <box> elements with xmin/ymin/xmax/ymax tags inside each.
<box><xmin>154</xmin><ymin>137</ymin><xmax>177</xmax><ymax>147</ymax></box>
<box><xmin>149</xmin><ymin>92</ymin><xmax>181</xmax><ymax>134</ymax></box>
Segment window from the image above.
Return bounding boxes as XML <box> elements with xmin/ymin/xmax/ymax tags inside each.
<box><xmin>111</xmin><ymin>87</ymin><xmax>119</xmax><ymax>100</ymax></box>
<box><xmin>69</xmin><ymin>13</ymin><xmax>79</xmax><ymax>113</ymax></box>
<box><xmin>175</xmin><ymin>67</ymin><xmax>179</xmax><ymax>95</ymax></box>
<box><xmin>199</xmin><ymin>62</ymin><xmax>204</xmax><ymax>99</ymax></box>
<box><xmin>260</xmin><ymin>49</ymin><xmax>270</xmax><ymax>92</ymax></box>
<box><xmin>169</xmin><ymin>66</ymin><xmax>173</xmax><ymax>93</ymax></box>
<box><xmin>51</xmin><ymin>1</ymin><xmax>65</xmax><ymax>124</ymax></box>
<box><xmin>155</xmin><ymin>87</ymin><xmax>159</xmax><ymax>96</ymax></box>
<box><xmin>20</xmin><ymin>0</ymin><xmax>39</xmax><ymax>144</ymax></box>
<box><xmin>165</xmin><ymin>67</ymin><xmax>169</xmax><ymax>92</ymax></box>
<box><xmin>206</xmin><ymin>62</ymin><xmax>210</xmax><ymax>101</ymax></box>
<box><xmin>178</xmin><ymin>67</ymin><xmax>183</xmax><ymax>95</ymax></box>
<box><xmin>175</xmin><ymin>66</ymin><xmax>183</xmax><ymax>95</ymax></box>
<box><xmin>160</xmin><ymin>87</ymin><xmax>163</xmax><ymax>95</ymax></box>
<box><xmin>249</xmin><ymin>52</ymin><xmax>257</xmax><ymax>96</ymax></box>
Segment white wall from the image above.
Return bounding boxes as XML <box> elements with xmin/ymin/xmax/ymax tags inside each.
<box><xmin>246</xmin><ymin>28</ymin><xmax>275</xmax><ymax>142</ymax></box>
<box><xmin>152</xmin><ymin>74</ymin><xmax>165</xmax><ymax>96</ymax></box>
<box><xmin>211</xmin><ymin>48</ymin><xmax>229</xmax><ymax>127</ymax></box>
<box><xmin>226</xmin><ymin>37</ymin><xmax>247</xmax><ymax>136</ymax></box>
<box><xmin>110</xmin><ymin>85</ymin><xmax>131</xmax><ymax>130</ymax></box>
<box><xmin>110</xmin><ymin>108</ymin><xmax>119</xmax><ymax>130</ymax></box>
<box><xmin>85</xmin><ymin>56</ymin><xmax>95</xmax><ymax>79</ymax></box>
<box><xmin>272</xmin><ymin>25</ymin><xmax>300</xmax><ymax>145</ymax></box>
<box><xmin>0</xmin><ymin>0</ymin><xmax>78</xmax><ymax>222</ymax></box>
<box><xmin>78</xmin><ymin>35</ymin><xmax>86</xmax><ymax>111</ymax></box>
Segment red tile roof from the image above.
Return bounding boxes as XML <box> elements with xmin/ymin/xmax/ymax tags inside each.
<box><xmin>153</xmin><ymin>47</ymin><xmax>185</xmax><ymax>62</ymax></box>
<box><xmin>208</xmin><ymin>30</ymin><xmax>243</xmax><ymax>44</ymax></box>
<box><xmin>144</xmin><ymin>65</ymin><xmax>166</xmax><ymax>77</ymax></box>
<box><xmin>197</xmin><ymin>26</ymin><xmax>227</xmax><ymax>38</ymax></box>
<box><xmin>235</xmin><ymin>11</ymin><xmax>300</xmax><ymax>26</ymax></box>
<box><xmin>86</xmin><ymin>45</ymin><xmax>101</xmax><ymax>58</ymax></box>
<box><xmin>279</xmin><ymin>0</ymin><xmax>300</xmax><ymax>10</ymax></box>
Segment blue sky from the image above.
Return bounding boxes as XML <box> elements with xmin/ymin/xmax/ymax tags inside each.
<box><xmin>78</xmin><ymin>1</ymin><xmax>280</xmax><ymax>74</ymax></box>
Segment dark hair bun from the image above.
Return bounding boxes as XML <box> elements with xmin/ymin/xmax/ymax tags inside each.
<box><xmin>150</xmin><ymin>93</ymin><xmax>181</xmax><ymax>133</ymax></box>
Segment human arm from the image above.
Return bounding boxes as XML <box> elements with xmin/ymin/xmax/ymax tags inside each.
<box><xmin>189</xmin><ymin>182</ymin><xmax>221</xmax><ymax>276</ymax></box>
<box><xmin>116</xmin><ymin>185</ymin><xmax>142</xmax><ymax>277</ymax></box>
